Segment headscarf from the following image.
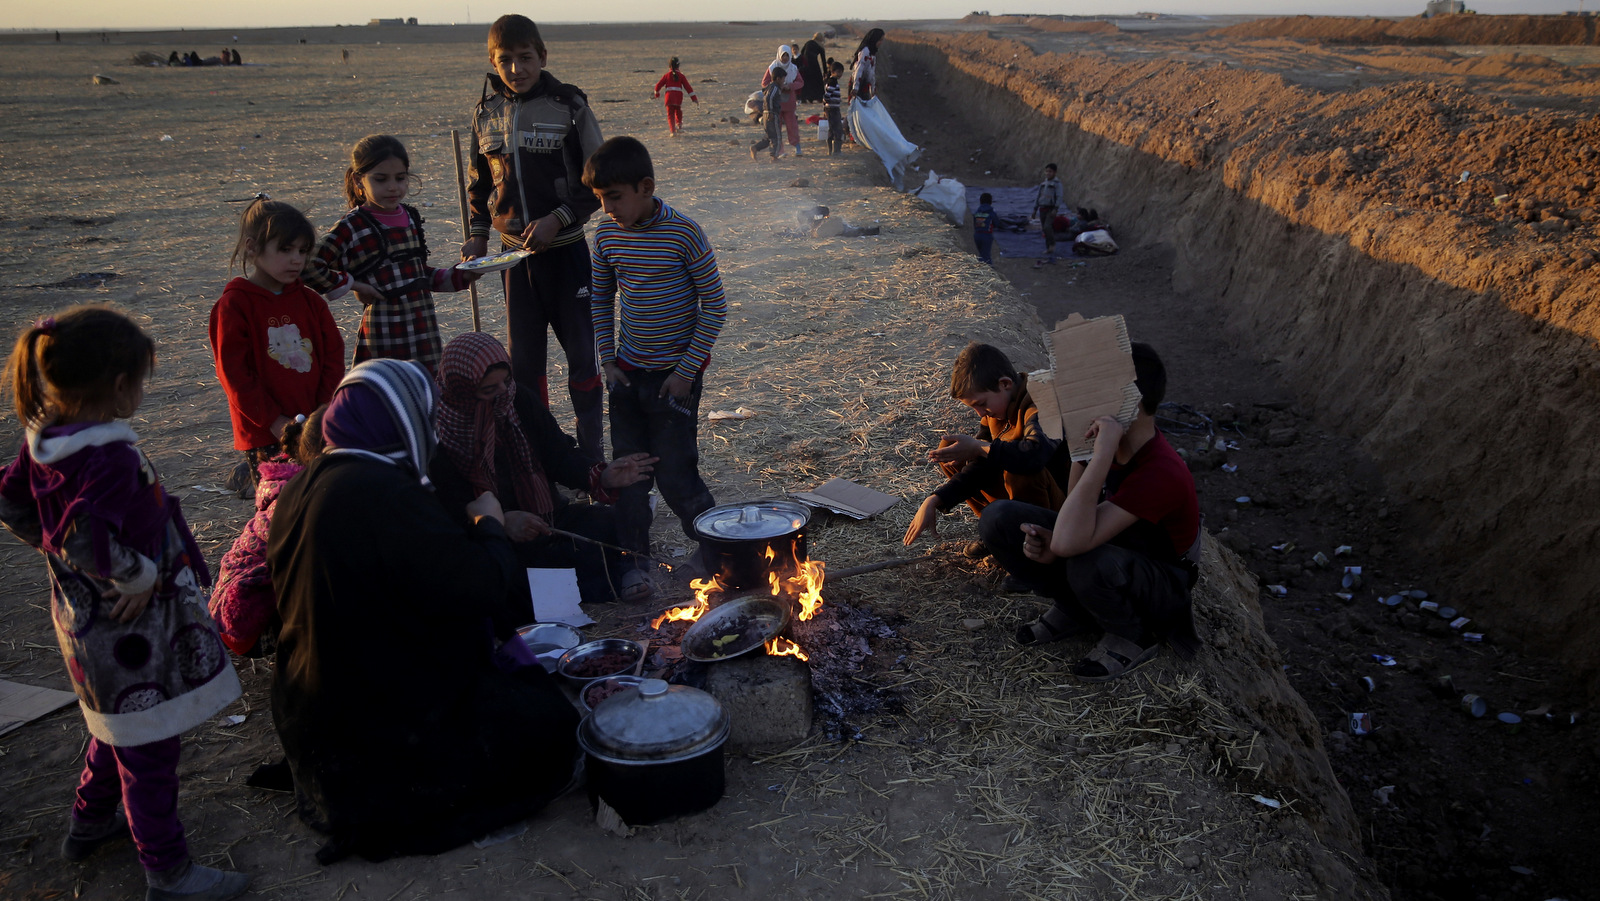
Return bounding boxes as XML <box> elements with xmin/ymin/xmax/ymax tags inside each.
<box><xmin>436</xmin><ymin>332</ymin><xmax>553</xmax><ymax>516</ymax></box>
<box><xmin>770</xmin><ymin>44</ymin><xmax>799</xmax><ymax>83</ymax></box>
<box><xmin>322</xmin><ymin>358</ymin><xmax>439</xmax><ymax>484</ymax></box>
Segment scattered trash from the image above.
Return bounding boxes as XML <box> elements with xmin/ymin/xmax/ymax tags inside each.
<box><xmin>1220</xmin><ymin>463</ymin><xmax>1238</xmax><ymax>473</ymax></box>
<box><xmin>1449</xmin><ymin>616</ymin><xmax>1471</xmax><ymax>630</ymax></box>
<box><xmin>1341</xmin><ymin>566</ymin><xmax>1363</xmax><ymax>589</ymax></box>
<box><xmin>1432</xmin><ymin>674</ymin><xmax>1457</xmax><ymax>697</ymax></box>
<box><xmin>707</xmin><ymin>407</ymin><xmax>758</xmax><ymax>421</ymax></box>
<box><xmin>1251</xmin><ymin>795</ymin><xmax>1283</xmax><ymax>809</ymax></box>
<box><xmin>1498</xmin><ymin>712</ymin><xmax>1523</xmax><ymax>725</ymax></box>
<box><xmin>160</xmin><ymin>134</ymin><xmax>174</xmax><ymax>142</ymax></box>
<box><xmin>1463</xmin><ymin>632</ymin><xmax>1485</xmax><ymax>643</ymax></box>
<box><xmin>1312</xmin><ymin>551</ymin><xmax>1330</xmax><ymax>567</ymax></box>
<box><xmin>767</xmin><ymin>783</ymin><xmax>783</xmax><ymax>792</ymax></box>
<box><xmin>1459</xmin><ymin>170</ymin><xmax>1471</xmax><ymax>183</ymax></box>
<box><xmin>1234</xmin><ymin>496</ymin><xmax>1251</xmax><ymax>505</ymax></box>
<box><xmin>1334</xmin><ymin>545</ymin><xmax>1354</xmax><ymax>556</ymax></box>
<box><xmin>1419</xmin><ymin>600</ymin><xmax>1440</xmax><ymax>613</ymax></box>
<box><xmin>1508</xmin><ymin>865</ymin><xmax>1535</xmax><ymax>876</ymax></box>
<box><xmin>1381</xmin><ymin>595</ymin><xmax>1404</xmax><ymax>607</ymax></box>
<box><xmin>1461</xmin><ymin>694</ymin><xmax>1487</xmax><ymax>718</ymax></box>
<box><xmin>1270</xmin><ymin>541</ymin><xmax>1292</xmax><ymax>552</ymax></box>
<box><xmin>1371</xmin><ymin>654</ymin><xmax>1396</xmax><ymax>666</ymax></box>
<box><xmin>960</xmin><ymin>617</ymin><xmax>986</xmax><ymax>631</ymax></box>
<box><xmin>1267</xmin><ymin>584</ymin><xmax>1288</xmax><ymax>597</ymax></box>
<box><xmin>1349</xmin><ymin>712</ymin><xmax>1372</xmax><ymax>735</ymax></box>
<box><xmin>1334</xmin><ymin>592</ymin><xmax>1354</xmax><ymax>601</ymax></box>
<box><xmin>223</xmin><ymin>714</ymin><xmax>247</xmax><ymax>726</ymax></box>
<box><xmin>1402</xmin><ymin>589</ymin><xmax>1429</xmax><ymax>599</ymax></box>
<box><xmin>189</xmin><ymin>485</ymin><xmax>233</xmax><ymax>494</ymax></box>
<box><xmin>1373</xmin><ymin>785</ymin><xmax>1395</xmax><ymax>804</ymax></box>
<box><xmin>595</xmin><ymin>798</ymin><xmax>632</xmax><ymax>837</ymax></box>
<box><xmin>1436</xmin><ymin>605</ymin><xmax>1458</xmax><ymax>619</ymax></box>
<box><xmin>1361</xmin><ymin>676</ymin><xmax>1376</xmax><ymax>692</ymax></box>
<box><xmin>1492</xmin><ymin>193</ymin><xmax>1510</xmax><ymax>205</ymax></box>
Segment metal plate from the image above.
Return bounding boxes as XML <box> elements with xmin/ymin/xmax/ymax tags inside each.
<box><xmin>681</xmin><ymin>595</ymin><xmax>791</xmax><ymax>662</ymax></box>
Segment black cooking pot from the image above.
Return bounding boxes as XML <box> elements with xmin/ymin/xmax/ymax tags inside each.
<box><xmin>576</xmin><ymin>678</ymin><xmax>730</xmax><ymax>825</ymax></box>
<box><xmin>693</xmin><ymin>500</ymin><xmax>810</xmax><ymax>589</ymax></box>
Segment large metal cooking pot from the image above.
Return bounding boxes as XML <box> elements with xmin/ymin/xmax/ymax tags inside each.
<box><xmin>576</xmin><ymin>678</ymin><xmax>730</xmax><ymax>825</ymax></box>
<box><xmin>693</xmin><ymin>500</ymin><xmax>810</xmax><ymax>589</ymax></box>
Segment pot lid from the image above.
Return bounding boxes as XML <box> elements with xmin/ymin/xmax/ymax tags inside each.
<box><xmin>694</xmin><ymin>501</ymin><xmax>809</xmax><ymax>540</ymax></box>
<box><xmin>578</xmin><ymin>679</ymin><xmax>730</xmax><ymax>763</ymax></box>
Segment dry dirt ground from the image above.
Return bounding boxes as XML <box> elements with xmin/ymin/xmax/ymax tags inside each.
<box><xmin>888</xmin><ymin>17</ymin><xmax>1600</xmax><ymax>901</ymax></box>
<box><xmin>0</xmin><ymin>22</ymin><xmax>1384</xmax><ymax>901</ymax></box>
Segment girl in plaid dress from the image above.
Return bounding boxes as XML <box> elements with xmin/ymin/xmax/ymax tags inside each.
<box><xmin>303</xmin><ymin>135</ymin><xmax>478</xmax><ymax>374</ymax></box>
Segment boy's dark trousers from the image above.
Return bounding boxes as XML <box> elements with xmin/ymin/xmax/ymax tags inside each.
<box><xmin>502</xmin><ymin>241</ymin><xmax>605</xmax><ymax>461</ymax></box>
<box><xmin>826</xmin><ymin>108</ymin><xmax>843</xmax><ymax>155</ymax></box>
<box><xmin>978</xmin><ymin>499</ymin><xmax>1190</xmax><ymax>646</ymax></box>
<box><xmin>608</xmin><ymin>368</ymin><xmax>717</xmax><ymax>565</ymax></box>
<box><xmin>752</xmin><ymin>116</ymin><xmax>781</xmax><ymax>158</ymax></box>
<box><xmin>974</xmin><ymin>232</ymin><xmax>994</xmax><ymax>263</ymax></box>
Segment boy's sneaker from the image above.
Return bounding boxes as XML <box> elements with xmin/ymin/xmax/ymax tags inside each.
<box><xmin>62</xmin><ymin>812</ymin><xmax>130</xmax><ymax>861</ymax></box>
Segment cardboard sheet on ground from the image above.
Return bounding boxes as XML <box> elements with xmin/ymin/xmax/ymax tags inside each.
<box><xmin>1030</xmin><ymin>313</ymin><xmax>1142</xmax><ymax>462</ymax></box>
<box><xmin>0</xmin><ymin>679</ymin><xmax>78</xmax><ymax>737</ymax></box>
<box><xmin>528</xmin><ymin>568</ymin><xmax>594</xmax><ymax>627</ymax></box>
<box><xmin>791</xmin><ymin>478</ymin><xmax>900</xmax><ymax>519</ymax></box>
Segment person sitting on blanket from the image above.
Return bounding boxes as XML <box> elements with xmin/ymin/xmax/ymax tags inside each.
<box><xmin>429</xmin><ymin>332</ymin><xmax>658</xmax><ymax>609</ymax></box>
<box><xmin>978</xmin><ymin>343</ymin><xmax>1202</xmax><ymax>682</ymax></box>
<box><xmin>903</xmin><ymin>343</ymin><xmax>1062</xmax><ymax>559</ymax></box>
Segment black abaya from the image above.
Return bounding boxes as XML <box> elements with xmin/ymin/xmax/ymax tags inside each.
<box><xmin>268</xmin><ymin>454</ymin><xmax>579</xmax><ymax>863</ymax></box>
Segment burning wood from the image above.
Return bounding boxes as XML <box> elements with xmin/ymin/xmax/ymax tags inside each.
<box><xmin>764</xmin><ymin>636</ymin><xmax>809</xmax><ymax>661</ymax></box>
<box><xmin>648</xmin><ymin>576</ymin><xmax>717</xmax><ymax>629</ymax></box>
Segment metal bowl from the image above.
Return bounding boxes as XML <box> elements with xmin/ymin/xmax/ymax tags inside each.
<box><xmin>516</xmin><ymin>622</ymin><xmax>584</xmax><ymax>673</ymax></box>
<box><xmin>557</xmin><ymin>638</ymin><xmax>645</xmax><ymax>686</ymax></box>
<box><xmin>580</xmin><ymin>675</ymin><xmax>646</xmax><ymax>713</ymax></box>
<box><xmin>681</xmin><ymin>595</ymin><xmax>791</xmax><ymax>663</ymax></box>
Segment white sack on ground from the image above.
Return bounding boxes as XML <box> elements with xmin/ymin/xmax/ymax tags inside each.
<box><xmin>913</xmin><ymin>170</ymin><xmax>968</xmax><ymax>224</ymax></box>
<box><xmin>848</xmin><ymin>96</ymin><xmax>922</xmax><ymax>191</ymax></box>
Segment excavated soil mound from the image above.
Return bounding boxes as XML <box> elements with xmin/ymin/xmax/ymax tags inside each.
<box><xmin>1211</xmin><ymin>14</ymin><xmax>1600</xmax><ymax>46</ymax></box>
<box><xmin>960</xmin><ymin>15</ymin><xmax>1119</xmax><ymax>35</ymax></box>
<box><xmin>886</xmin><ymin>30</ymin><xmax>1600</xmax><ymax>700</ymax></box>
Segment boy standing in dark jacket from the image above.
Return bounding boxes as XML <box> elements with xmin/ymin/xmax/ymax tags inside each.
<box><xmin>463</xmin><ymin>14</ymin><xmax>607</xmax><ymax>459</ymax></box>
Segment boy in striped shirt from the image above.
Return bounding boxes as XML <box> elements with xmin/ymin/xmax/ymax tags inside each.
<box><xmin>586</xmin><ymin>136</ymin><xmax>726</xmax><ymax>573</ymax></box>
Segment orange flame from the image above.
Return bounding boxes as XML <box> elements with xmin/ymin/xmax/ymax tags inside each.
<box><xmin>789</xmin><ymin>558</ymin><xmax>826</xmax><ymax>621</ymax></box>
<box><xmin>765</xmin><ymin>636</ymin><xmax>809</xmax><ymax>661</ymax></box>
<box><xmin>648</xmin><ymin>576</ymin><xmax>719</xmax><ymax>629</ymax></box>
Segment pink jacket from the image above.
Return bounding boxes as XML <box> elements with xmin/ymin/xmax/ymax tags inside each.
<box><xmin>210</xmin><ymin>460</ymin><xmax>301</xmax><ymax>655</ymax></box>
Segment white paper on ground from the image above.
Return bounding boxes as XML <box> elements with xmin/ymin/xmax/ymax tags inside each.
<box><xmin>528</xmin><ymin>568</ymin><xmax>594</xmax><ymax>627</ymax></box>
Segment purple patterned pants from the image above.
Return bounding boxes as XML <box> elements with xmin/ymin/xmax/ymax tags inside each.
<box><xmin>72</xmin><ymin>735</ymin><xmax>188</xmax><ymax>872</ymax></box>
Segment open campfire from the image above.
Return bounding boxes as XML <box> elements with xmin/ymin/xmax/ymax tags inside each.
<box><xmin>649</xmin><ymin>538</ymin><xmax>826</xmax><ymax>661</ymax></box>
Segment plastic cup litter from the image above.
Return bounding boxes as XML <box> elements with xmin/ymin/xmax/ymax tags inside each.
<box><xmin>1382</xmin><ymin>595</ymin><xmax>1404</xmax><ymax>607</ymax></box>
<box><xmin>1361</xmin><ymin>676</ymin><xmax>1376</xmax><ymax>692</ymax></box>
<box><xmin>1437</xmin><ymin>606</ymin><xmax>1458</xmax><ymax>619</ymax></box>
<box><xmin>1349</xmin><ymin>712</ymin><xmax>1372</xmax><ymax>735</ymax></box>
<box><xmin>1497</xmin><ymin>712</ymin><xmax>1522</xmax><ymax>725</ymax></box>
<box><xmin>1450</xmin><ymin>616</ymin><xmax>1472</xmax><ymax>630</ymax></box>
<box><xmin>1419</xmin><ymin>600</ymin><xmax>1440</xmax><ymax>613</ymax></box>
<box><xmin>1463</xmin><ymin>632</ymin><xmax>1485</xmax><ymax>643</ymax></box>
<box><xmin>1461</xmin><ymin>694</ymin><xmax>1487</xmax><ymax>718</ymax></box>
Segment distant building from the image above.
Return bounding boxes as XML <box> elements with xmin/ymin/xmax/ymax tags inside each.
<box><xmin>1423</xmin><ymin>0</ymin><xmax>1466</xmax><ymax>15</ymax></box>
<box><xmin>367</xmin><ymin>17</ymin><xmax>419</xmax><ymax>26</ymax></box>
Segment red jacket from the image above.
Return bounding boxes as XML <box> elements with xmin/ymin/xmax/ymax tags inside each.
<box><xmin>209</xmin><ymin>277</ymin><xmax>344</xmax><ymax>450</ymax></box>
<box><xmin>654</xmin><ymin>70</ymin><xmax>696</xmax><ymax>106</ymax></box>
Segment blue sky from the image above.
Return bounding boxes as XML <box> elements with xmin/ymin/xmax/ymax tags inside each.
<box><xmin>1</xmin><ymin>2</ymin><xmax>1581</xmax><ymax>31</ymax></box>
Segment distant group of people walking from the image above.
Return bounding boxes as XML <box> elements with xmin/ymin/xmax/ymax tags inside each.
<box><xmin>166</xmin><ymin>48</ymin><xmax>242</xmax><ymax>67</ymax></box>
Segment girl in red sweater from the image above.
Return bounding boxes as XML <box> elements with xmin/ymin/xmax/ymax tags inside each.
<box><xmin>209</xmin><ymin>199</ymin><xmax>344</xmax><ymax>485</ymax></box>
<box><xmin>653</xmin><ymin>56</ymin><xmax>698</xmax><ymax>136</ymax></box>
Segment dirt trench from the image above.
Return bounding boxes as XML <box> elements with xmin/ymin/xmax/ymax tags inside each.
<box><xmin>885</xmin><ymin>31</ymin><xmax>1600</xmax><ymax>700</ymax></box>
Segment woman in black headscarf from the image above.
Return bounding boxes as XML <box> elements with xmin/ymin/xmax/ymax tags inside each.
<box><xmin>797</xmin><ymin>33</ymin><xmax>827</xmax><ymax>103</ymax></box>
<box><xmin>268</xmin><ymin>359</ymin><xmax>579</xmax><ymax>865</ymax></box>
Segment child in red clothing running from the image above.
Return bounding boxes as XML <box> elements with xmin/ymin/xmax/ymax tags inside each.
<box><xmin>303</xmin><ymin>135</ymin><xmax>478</xmax><ymax>375</ymax></box>
<box><xmin>653</xmin><ymin>56</ymin><xmax>697</xmax><ymax>136</ymax></box>
<box><xmin>209</xmin><ymin>199</ymin><xmax>343</xmax><ymax>485</ymax></box>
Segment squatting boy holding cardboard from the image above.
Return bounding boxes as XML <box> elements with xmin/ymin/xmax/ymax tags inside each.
<box><xmin>979</xmin><ymin>343</ymin><xmax>1202</xmax><ymax>682</ymax></box>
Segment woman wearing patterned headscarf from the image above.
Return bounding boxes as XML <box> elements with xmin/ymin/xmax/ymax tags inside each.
<box><xmin>430</xmin><ymin>332</ymin><xmax>656</xmax><ymax>606</ymax></box>
<box><xmin>267</xmin><ymin>359</ymin><xmax>580</xmax><ymax>865</ymax></box>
